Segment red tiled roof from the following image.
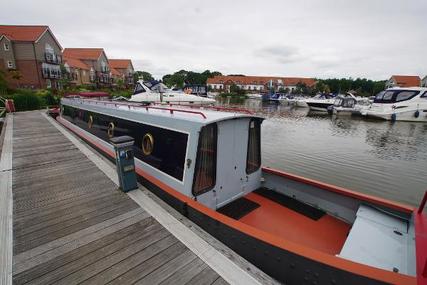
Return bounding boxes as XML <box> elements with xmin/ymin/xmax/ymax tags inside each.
<box><xmin>109</xmin><ymin>59</ymin><xmax>132</xmax><ymax>69</ymax></box>
<box><xmin>0</xmin><ymin>25</ymin><xmax>48</xmax><ymax>41</ymax></box>
<box><xmin>110</xmin><ymin>68</ymin><xmax>121</xmax><ymax>76</ymax></box>
<box><xmin>64</xmin><ymin>57</ymin><xmax>90</xmax><ymax>70</ymax></box>
<box><xmin>391</xmin><ymin>75</ymin><xmax>421</xmax><ymax>87</ymax></box>
<box><xmin>63</xmin><ymin>48</ymin><xmax>105</xmax><ymax>60</ymax></box>
<box><xmin>207</xmin><ymin>75</ymin><xmax>316</xmax><ymax>87</ymax></box>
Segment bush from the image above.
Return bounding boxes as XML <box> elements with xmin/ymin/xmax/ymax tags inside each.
<box><xmin>3</xmin><ymin>89</ymin><xmax>47</xmax><ymax>111</ymax></box>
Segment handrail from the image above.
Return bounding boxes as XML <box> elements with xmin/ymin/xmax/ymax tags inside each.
<box><xmin>144</xmin><ymin>106</ymin><xmax>207</xmax><ymax>119</ymax></box>
<box><xmin>418</xmin><ymin>190</ymin><xmax>427</xmax><ymax>214</ymax></box>
<box><xmin>150</xmin><ymin>102</ymin><xmax>254</xmax><ymax>115</ymax></box>
<box><xmin>64</xmin><ymin>98</ymin><xmax>207</xmax><ymax>119</ymax></box>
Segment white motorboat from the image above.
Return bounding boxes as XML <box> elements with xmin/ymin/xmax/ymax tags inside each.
<box><xmin>130</xmin><ymin>80</ymin><xmax>216</xmax><ymax>105</ymax></box>
<box><xmin>305</xmin><ymin>94</ymin><xmax>336</xmax><ymax>112</ymax></box>
<box><xmin>246</xmin><ymin>93</ymin><xmax>263</xmax><ymax>99</ymax></box>
<box><xmin>363</xmin><ymin>87</ymin><xmax>427</xmax><ymax>122</ymax></box>
<box><xmin>330</xmin><ymin>93</ymin><xmax>371</xmax><ymax>116</ymax></box>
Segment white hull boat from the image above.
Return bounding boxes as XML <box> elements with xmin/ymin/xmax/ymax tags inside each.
<box><xmin>130</xmin><ymin>80</ymin><xmax>216</xmax><ymax>105</ymax></box>
<box><xmin>363</xmin><ymin>87</ymin><xmax>427</xmax><ymax>122</ymax></box>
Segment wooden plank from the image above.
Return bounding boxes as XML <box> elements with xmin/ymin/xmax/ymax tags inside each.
<box><xmin>107</xmin><ymin>241</ymin><xmax>188</xmax><ymax>285</ymax></box>
<box><xmin>13</xmin><ymin>208</ymin><xmax>144</xmax><ymax>271</ymax></box>
<box><xmin>133</xmin><ymin>249</ymin><xmax>197</xmax><ymax>285</ymax></box>
<box><xmin>185</xmin><ymin>266</ymin><xmax>222</xmax><ymax>285</ymax></box>
<box><xmin>80</xmin><ymin>236</ymin><xmax>183</xmax><ymax>285</ymax></box>
<box><xmin>28</xmin><ymin>227</ymin><xmax>170</xmax><ymax>285</ymax></box>
<box><xmin>159</xmin><ymin>257</ymin><xmax>208</xmax><ymax>285</ymax></box>
<box><xmin>212</xmin><ymin>277</ymin><xmax>230</xmax><ymax>285</ymax></box>
<box><xmin>0</xmin><ymin>115</ymin><xmax>13</xmax><ymax>285</ymax></box>
<box><xmin>13</xmin><ymin>215</ymin><xmax>154</xmax><ymax>284</ymax></box>
<box><xmin>14</xmin><ymin>200</ymin><xmax>139</xmax><ymax>254</ymax></box>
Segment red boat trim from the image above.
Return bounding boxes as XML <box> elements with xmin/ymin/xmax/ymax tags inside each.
<box><xmin>415</xmin><ymin>210</ymin><xmax>427</xmax><ymax>285</ymax></box>
<box><xmin>262</xmin><ymin>166</ymin><xmax>415</xmax><ymax>214</ymax></box>
<box><xmin>57</xmin><ymin>116</ymin><xmax>416</xmax><ymax>285</ymax></box>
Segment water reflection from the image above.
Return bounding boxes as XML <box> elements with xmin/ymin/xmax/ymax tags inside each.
<box><xmin>216</xmin><ymin>98</ymin><xmax>427</xmax><ymax>206</ymax></box>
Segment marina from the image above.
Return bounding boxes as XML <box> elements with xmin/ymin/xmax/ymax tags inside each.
<box><xmin>6</xmin><ymin>95</ymin><xmax>425</xmax><ymax>284</ymax></box>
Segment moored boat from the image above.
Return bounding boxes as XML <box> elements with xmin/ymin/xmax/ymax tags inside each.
<box><xmin>57</xmin><ymin>96</ymin><xmax>427</xmax><ymax>285</ymax></box>
<box><xmin>130</xmin><ymin>80</ymin><xmax>215</xmax><ymax>105</ymax></box>
<box><xmin>364</xmin><ymin>87</ymin><xmax>427</xmax><ymax>122</ymax></box>
<box><xmin>306</xmin><ymin>94</ymin><xmax>336</xmax><ymax>112</ymax></box>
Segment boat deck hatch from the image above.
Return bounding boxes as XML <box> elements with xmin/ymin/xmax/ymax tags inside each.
<box><xmin>218</xmin><ymin>197</ymin><xmax>260</xmax><ymax>220</ymax></box>
<box><xmin>338</xmin><ymin>205</ymin><xmax>415</xmax><ymax>275</ymax></box>
<box><xmin>254</xmin><ymin>187</ymin><xmax>325</xmax><ymax>220</ymax></box>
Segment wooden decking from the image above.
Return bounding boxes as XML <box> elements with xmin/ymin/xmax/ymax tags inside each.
<box><xmin>5</xmin><ymin>111</ymin><xmax>234</xmax><ymax>284</ymax></box>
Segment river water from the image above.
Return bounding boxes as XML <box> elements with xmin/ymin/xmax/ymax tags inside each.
<box><xmin>217</xmin><ymin>98</ymin><xmax>427</xmax><ymax>207</ymax></box>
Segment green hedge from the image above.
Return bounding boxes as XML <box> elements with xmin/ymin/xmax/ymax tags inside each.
<box><xmin>1</xmin><ymin>89</ymin><xmax>60</xmax><ymax>111</ymax></box>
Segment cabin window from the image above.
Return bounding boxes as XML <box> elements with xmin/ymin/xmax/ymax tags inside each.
<box><xmin>134</xmin><ymin>83</ymin><xmax>146</xmax><ymax>94</ymax></box>
<box><xmin>395</xmin><ymin>90</ymin><xmax>419</xmax><ymax>102</ymax></box>
<box><xmin>421</xmin><ymin>92</ymin><xmax>427</xmax><ymax>98</ymax></box>
<box><xmin>192</xmin><ymin>124</ymin><xmax>217</xmax><ymax>196</ymax></box>
<box><xmin>246</xmin><ymin>119</ymin><xmax>261</xmax><ymax>174</ymax></box>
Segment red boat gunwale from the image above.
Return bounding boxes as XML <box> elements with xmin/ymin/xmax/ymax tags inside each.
<box><xmin>57</xmin><ymin>116</ymin><xmax>418</xmax><ymax>285</ymax></box>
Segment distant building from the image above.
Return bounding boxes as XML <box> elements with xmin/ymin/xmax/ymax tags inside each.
<box><xmin>0</xmin><ymin>25</ymin><xmax>63</xmax><ymax>89</ymax></box>
<box><xmin>421</xmin><ymin>76</ymin><xmax>427</xmax><ymax>88</ymax></box>
<box><xmin>109</xmin><ymin>59</ymin><xmax>135</xmax><ymax>86</ymax></box>
<box><xmin>385</xmin><ymin>75</ymin><xmax>421</xmax><ymax>89</ymax></box>
<box><xmin>63</xmin><ymin>48</ymin><xmax>111</xmax><ymax>87</ymax></box>
<box><xmin>63</xmin><ymin>57</ymin><xmax>90</xmax><ymax>85</ymax></box>
<box><xmin>207</xmin><ymin>75</ymin><xmax>316</xmax><ymax>93</ymax></box>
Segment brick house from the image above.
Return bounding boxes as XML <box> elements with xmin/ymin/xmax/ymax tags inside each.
<box><xmin>0</xmin><ymin>25</ymin><xmax>63</xmax><ymax>89</ymax></box>
<box><xmin>62</xmin><ymin>48</ymin><xmax>111</xmax><ymax>87</ymax></box>
<box><xmin>207</xmin><ymin>75</ymin><xmax>316</xmax><ymax>93</ymax></box>
<box><xmin>109</xmin><ymin>59</ymin><xmax>135</xmax><ymax>86</ymax></box>
<box><xmin>63</xmin><ymin>57</ymin><xmax>91</xmax><ymax>85</ymax></box>
<box><xmin>385</xmin><ymin>75</ymin><xmax>421</xmax><ymax>89</ymax></box>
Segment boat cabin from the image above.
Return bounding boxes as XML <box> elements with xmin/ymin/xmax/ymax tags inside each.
<box><xmin>60</xmin><ymin>97</ymin><xmax>263</xmax><ymax>209</ymax></box>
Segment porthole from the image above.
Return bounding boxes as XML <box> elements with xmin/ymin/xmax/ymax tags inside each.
<box><xmin>142</xmin><ymin>133</ymin><xmax>154</xmax><ymax>155</ymax></box>
<box><xmin>88</xmin><ymin>115</ymin><xmax>93</xmax><ymax>129</ymax></box>
<box><xmin>107</xmin><ymin>122</ymin><xmax>115</xmax><ymax>138</ymax></box>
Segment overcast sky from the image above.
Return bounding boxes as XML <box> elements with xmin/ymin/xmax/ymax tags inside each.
<box><xmin>2</xmin><ymin>0</ymin><xmax>426</xmax><ymax>80</ymax></box>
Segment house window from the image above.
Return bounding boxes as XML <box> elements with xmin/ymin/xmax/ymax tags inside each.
<box><xmin>4</xmin><ymin>43</ymin><xmax>10</xmax><ymax>51</ymax></box>
<box><xmin>246</xmin><ymin>119</ymin><xmax>261</xmax><ymax>174</ymax></box>
<box><xmin>192</xmin><ymin>123</ymin><xmax>217</xmax><ymax>196</ymax></box>
<box><xmin>7</xmin><ymin>61</ymin><xmax>13</xmax><ymax>69</ymax></box>
<box><xmin>46</xmin><ymin>79</ymin><xmax>52</xmax><ymax>89</ymax></box>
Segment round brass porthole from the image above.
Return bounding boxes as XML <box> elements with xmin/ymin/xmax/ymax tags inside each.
<box><xmin>88</xmin><ymin>115</ymin><xmax>93</xmax><ymax>129</ymax></box>
<box><xmin>142</xmin><ymin>133</ymin><xmax>154</xmax><ymax>155</ymax></box>
<box><xmin>107</xmin><ymin>122</ymin><xmax>115</xmax><ymax>138</ymax></box>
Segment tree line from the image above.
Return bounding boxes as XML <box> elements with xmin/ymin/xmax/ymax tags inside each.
<box><xmin>134</xmin><ymin>70</ymin><xmax>386</xmax><ymax>96</ymax></box>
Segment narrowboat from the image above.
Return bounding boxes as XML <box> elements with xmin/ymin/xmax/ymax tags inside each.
<box><xmin>57</xmin><ymin>96</ymin><xmax>427</xmax><ymax>285</ymax></box>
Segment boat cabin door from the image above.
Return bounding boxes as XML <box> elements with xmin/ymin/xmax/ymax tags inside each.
<box><xmin>193</xmin><ymin>118</ymin><xmax>262</xmax><ymax>210</ymax></box>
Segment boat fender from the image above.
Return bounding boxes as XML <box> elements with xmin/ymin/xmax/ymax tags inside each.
<box><xmin>414</xmin><ymin>110</ymin><xmax>420</xmax><ymax>118</ymax></box>
<box><xmin>391</xmin><ymin>113</ymin><xmax>397</xmax><ymax>121</ymax></box>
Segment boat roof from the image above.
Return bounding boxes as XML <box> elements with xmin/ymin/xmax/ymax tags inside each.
<box><xmin>61</xmin><ymin>97</ymin><xmax>263</xmax><ymax>128</ymax></box>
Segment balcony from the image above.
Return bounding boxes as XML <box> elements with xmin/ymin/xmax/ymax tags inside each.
<box><xmin>42</xmin><ymin>67</ymin><xmax>61</xmax><ymax>79</ymax></box>
<box><xmin>44</xmin><ymin>52</ymin><xmax>62</xmax><ymax>64</ymax></box>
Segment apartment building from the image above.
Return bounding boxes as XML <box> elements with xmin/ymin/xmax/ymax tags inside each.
<box><xmin>207</xmin><ymin>75</ymin><xmax>316</xmax><ymax>93</ymax></box>
<box><xmin>63</xmin><ymin>48</ymin><xmax>111</xmax><ymax>87</ymax></box>
<box><xmin>63</xmin><ymin>57</ymin><xmax>91</xmax><ymax>85</ymax></box>
<box><xmin>109</xmin><ymin>59</ymin><xmax>135</xmax><ymax>86</ymax></box>
<box><xmin>0</xmin><ymin>25</ymin><xmax>63</xmax><ymax>89</ymax></box>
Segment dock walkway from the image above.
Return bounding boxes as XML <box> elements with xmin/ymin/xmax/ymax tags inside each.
<box><xmin>0</xmin><ymin>111</ymin><xmax>275</xmax><ymax>285</ymax></box>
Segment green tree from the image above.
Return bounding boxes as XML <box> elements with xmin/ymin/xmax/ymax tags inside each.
<box><xmin>0</xmin><ymin>69</ymin><xmax>7</xmax><ymax>95</ymax></box>
<box><xmin>134</xmin><ymin>71</ymin><xmax>154</xmax><ymax>82</ymax></box>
